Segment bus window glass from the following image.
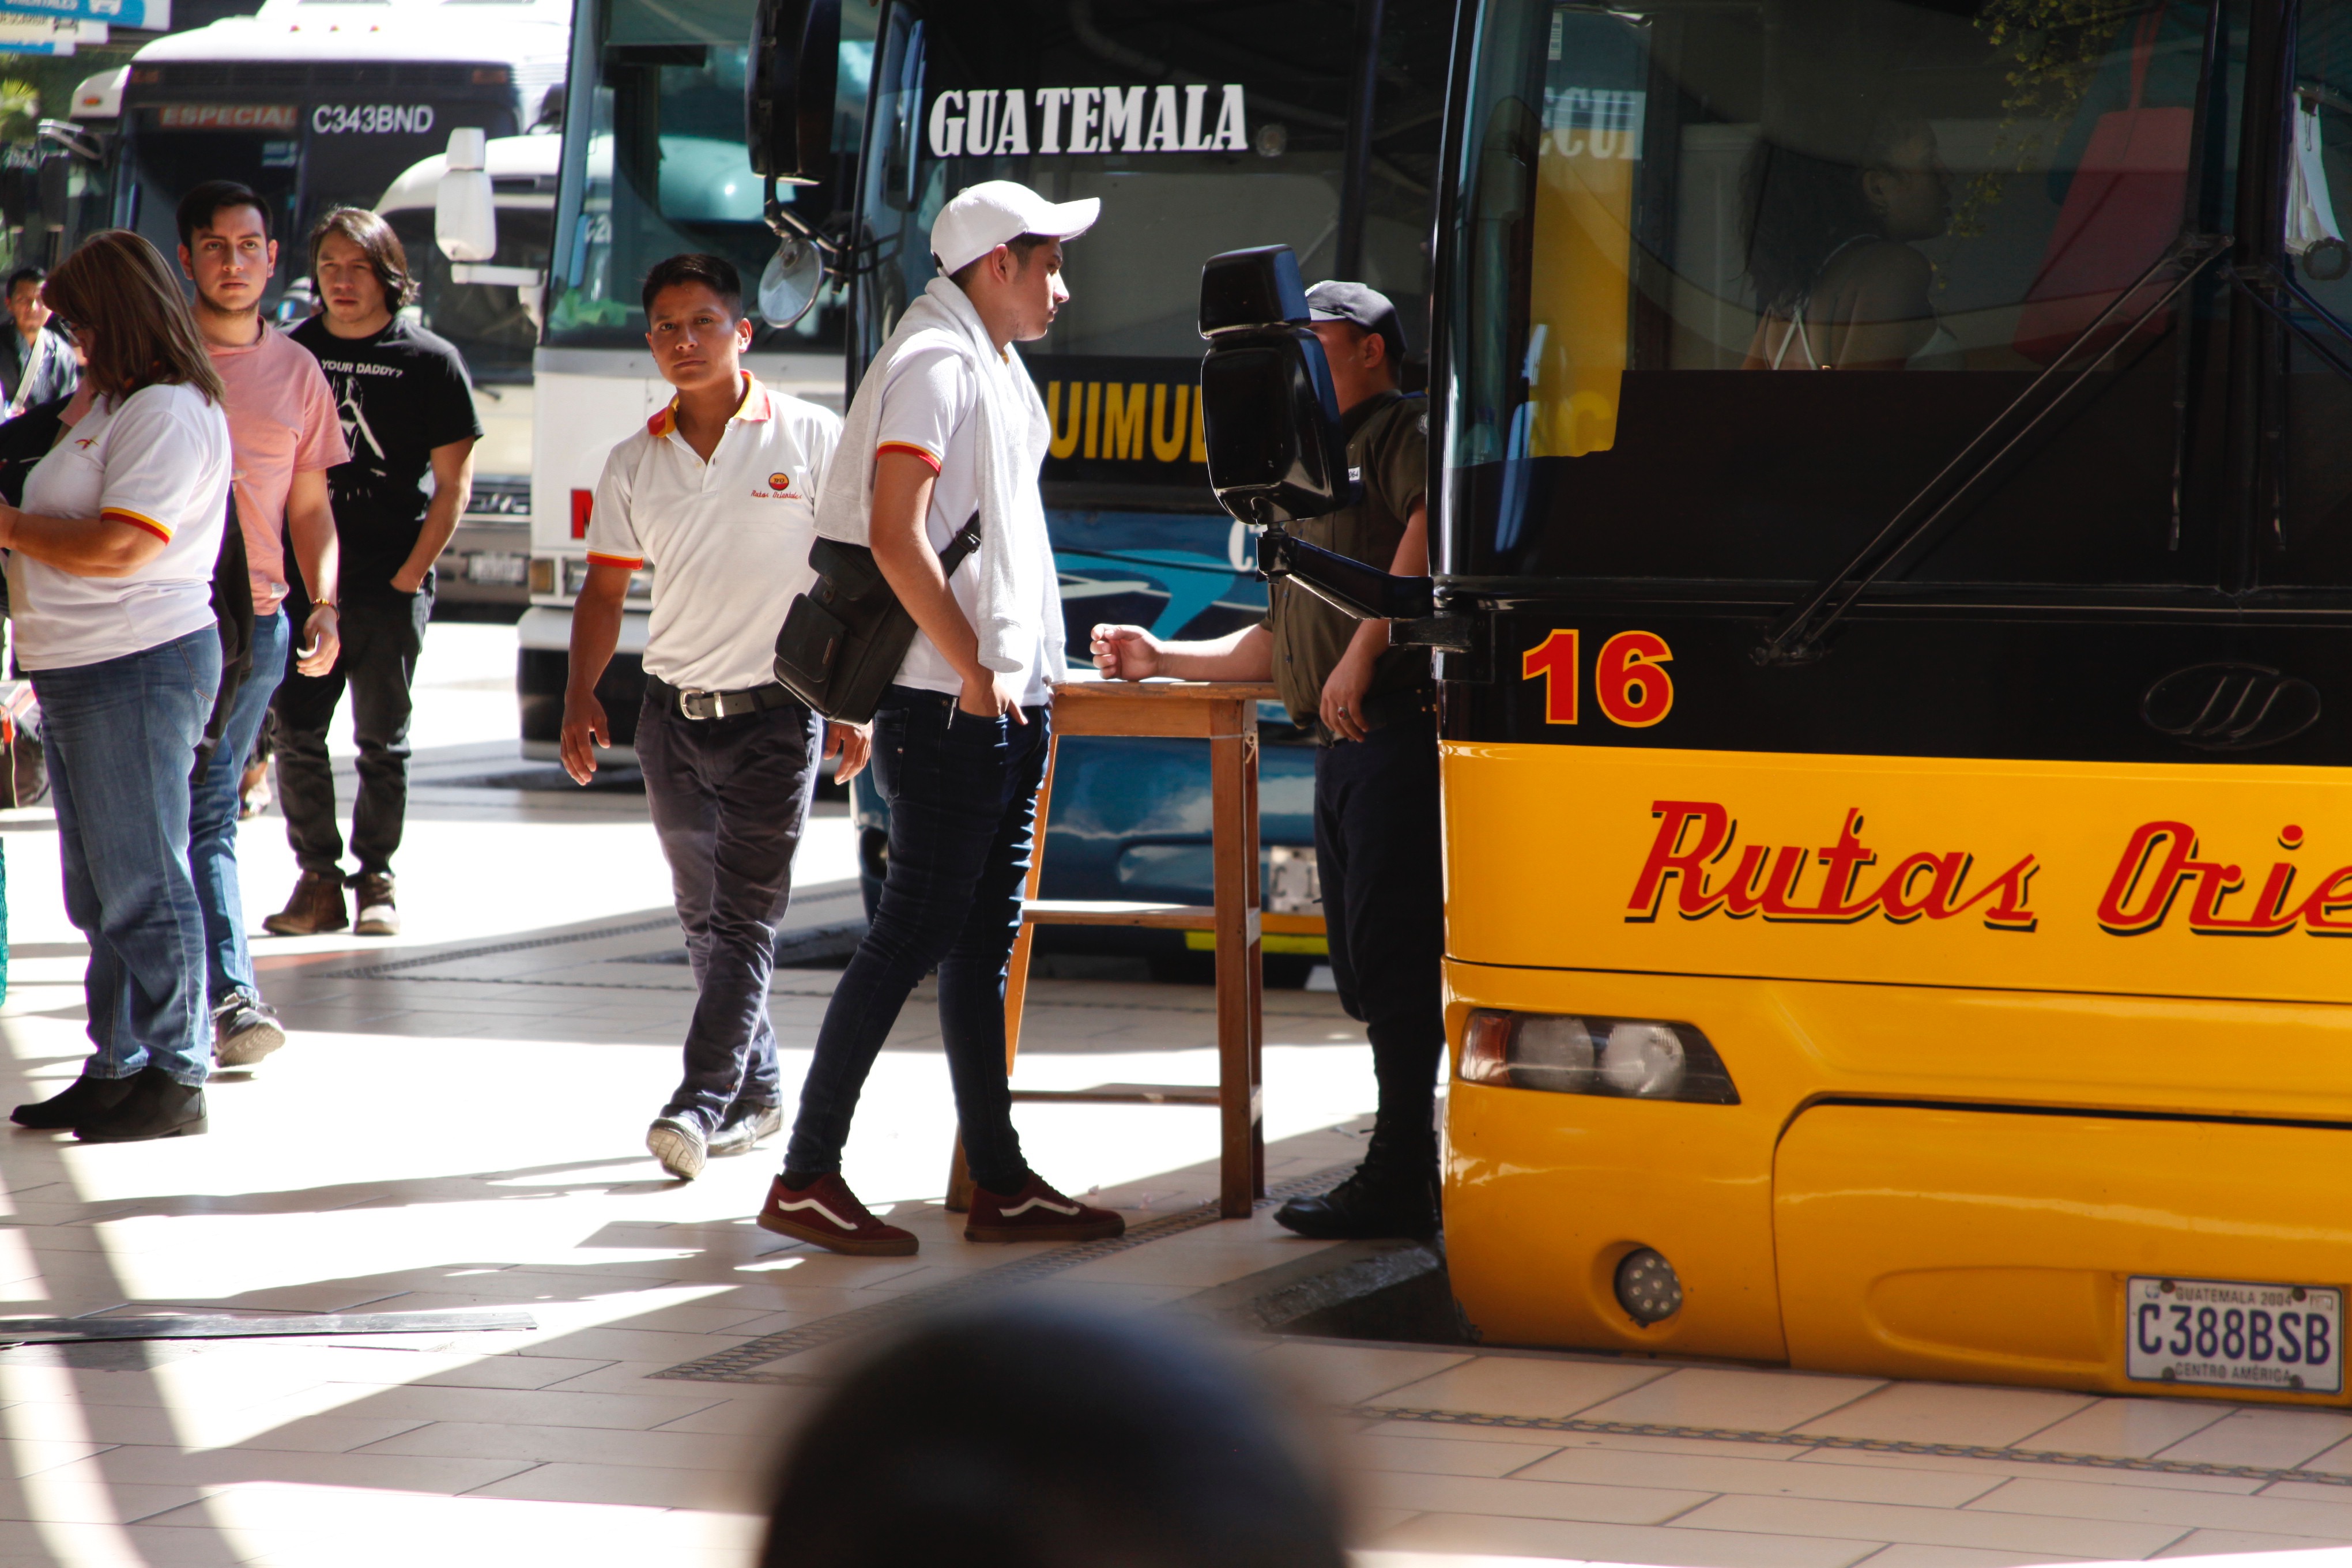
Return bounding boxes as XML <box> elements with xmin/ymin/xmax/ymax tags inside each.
<box><xmin>386</xmin><ymin>205</ymin><xmax>553</xmax><ymax>382</ymax></box>
<box><xmin>2276</xmin><ymin>0</ymin><xmax>2352</xmax><ymax>581</ymax></box>
<box><xmin>544</xmin><ymin>0</ymin><xmax>866</xmax><ymax>347</ymax></box>
<box><xmin>854</xmin><ymin>0</ymin><xmax>1445</xmax><ymax>501</ymax></box>
<box><xmin>1446</xmin><ymin>0</ymin><xmax>2237</xmax><ymax>586</ymax></box>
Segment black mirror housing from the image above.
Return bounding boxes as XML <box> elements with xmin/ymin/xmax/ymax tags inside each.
<box><xmin>1196</xmin><ymin>246</ymin><xmax>1355</xmax><ymax>526</ymax></box>
<box><xmin>746</xmin><ymin>0</ymin><xmax>840</xmax><ymax>185</ymax></box>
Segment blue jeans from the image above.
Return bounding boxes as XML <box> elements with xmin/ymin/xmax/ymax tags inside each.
<box><xmin>636</xmin><ymin>689</ymin><xmax>820</xmax><ymax>1127</ymax></box>
<box><xmin>784</xmin><ymin>685</ymin><xmax>1050</xmax><ymax>1194</ymax></box>
<box><xmin>33</xmin><ymin>628</ymin><xmax>223</xmax><ymax>1087</ymax></box>
<box><xmin>190</xmin><ymin>608</ymin><xmax>288</xmax><ymax>1008</ymax></box>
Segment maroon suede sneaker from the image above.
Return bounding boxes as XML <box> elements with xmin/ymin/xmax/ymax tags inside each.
<box><xmin>756</xmin><ymin>1173</ymin><xmax>918</xmax><ymax>1256</ymax></box>
<box><xmin>964</xmin><ymin>1174</ymin><xmax>1125</xmax><ymax>1243</ymax></box>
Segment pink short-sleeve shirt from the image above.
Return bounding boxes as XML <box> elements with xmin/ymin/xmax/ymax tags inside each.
<box><xmin>209</xmin><ymin>324</ymin><xmax>350</xmax><ymax>613</ymax></box>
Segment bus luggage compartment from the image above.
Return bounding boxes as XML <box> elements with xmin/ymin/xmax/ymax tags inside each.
<box><xmin>1776</xmin><ymin>1105</ymin><xmax>2352</xmax><ymax>1402</ymax></box>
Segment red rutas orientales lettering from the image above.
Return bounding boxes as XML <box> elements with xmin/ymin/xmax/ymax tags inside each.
<box><xmin>1627</xmin><ymin>801</ymin><xmax>2040</xmax><ymax>932</ymax></box>
<box><xmin>2098</xmin><ymin>820</ymin><xmax>2352</xmax><ymax>937</ymax></box>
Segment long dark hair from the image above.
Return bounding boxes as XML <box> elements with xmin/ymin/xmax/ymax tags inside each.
<box><xmin>307</xmin><ymin>206</ymin><xmax>417</xmax><ymax>309</ymax></box>
<box><xmin>1740</xmin><ymin>110</ymin><xmax>1927</xmax><ymax>314</ymax></box>
<box><xmin>43</xmin><ymin>230</ymin><xmax>225</xmax><ymax>405</ymax></box>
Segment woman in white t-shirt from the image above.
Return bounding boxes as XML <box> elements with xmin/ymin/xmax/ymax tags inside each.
<box><xmin>2</xmin><ymin>230</ymin><xmax>232</xmax><ymax>1144</ymax></box>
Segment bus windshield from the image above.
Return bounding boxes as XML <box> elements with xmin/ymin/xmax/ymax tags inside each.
<box><xmin>856</xmin><ymin>0</ymin><xmax>1445</xmax><ymax>503</ymax></box>
<box><xmin>542</xmin><ymin>0</ymin><xmax>866</xmax><ymax>352</ymax></box>
<box><xmin>1445</xmin><ymin>0</ymin><xmax>2253</xmax><ymax>589</ymax></box>
<box><xmin>118</xmin><ymin>0</ymin><xmax>568</xmax><ymax>316</ymax></box>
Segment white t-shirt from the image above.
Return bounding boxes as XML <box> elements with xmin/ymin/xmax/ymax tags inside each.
<box><xmin>9</xmin><ymin>382</ymin><xmax>232</xmax><ymax>671</ymax></box>
<box><xmin>586</xmin><ymin>374</ymin><xmax>843</xmax><ymax>692</ymax></box>
<box><xmin>873</xmin><ymin>330</ymin><xmax>1058</xmax><ymax>705</ymax></box>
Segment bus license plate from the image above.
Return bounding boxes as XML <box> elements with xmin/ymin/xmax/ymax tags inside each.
<box><xmin>465</xmin><ymin>552</ymin><xmax>527</xmax><ymax>585</ymax></box>
<box><xmin>2127</xmin><ymin>1276</ymin><xmax>2343</xmax><ymax>1394</ymax></box>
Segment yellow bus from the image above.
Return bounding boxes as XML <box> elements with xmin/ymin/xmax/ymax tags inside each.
<box><xmin>1207</xmin><ymin>0</ymin><xmax>2352</xmax><ymax>1401</ymax></box>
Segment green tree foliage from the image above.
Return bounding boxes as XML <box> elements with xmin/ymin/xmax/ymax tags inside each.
<box><xmin>1955</xmin><ymin>0</ymin><xmax>2136</xmax><ymax>233</ymax></box>
<box><xmin>0</xmin><ymin>80</ymin><xmax>37</xmax><ymax>145</ymax></box>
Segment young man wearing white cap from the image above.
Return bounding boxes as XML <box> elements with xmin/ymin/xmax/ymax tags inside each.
<box><xmin>763</xmin><ymin>181</ymin><xmax>1125</xmax><ymax>1255</ymax></box>
<box><xmin>1091</xmin><ymin>280</ymin><xmax>1442</xmax><ymax>1242</ymax></box>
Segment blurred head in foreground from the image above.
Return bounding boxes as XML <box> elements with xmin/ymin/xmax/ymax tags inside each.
<box><xmin>761</xmin><ymin>1300</ymin><xmax>1348</xmax><ymax>1568</ymax></box>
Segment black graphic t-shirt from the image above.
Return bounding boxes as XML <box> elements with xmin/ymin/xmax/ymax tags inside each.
<box><xmin>289</xmin><ymin>314</ymin><xmax>482</xmax><ymax>604</ymax></box>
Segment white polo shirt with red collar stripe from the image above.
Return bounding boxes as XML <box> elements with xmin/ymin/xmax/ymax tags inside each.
<box><xmin>585</xmin><ymin>372</ymin><xmax>843</xmax><ymax>693</ymax></box>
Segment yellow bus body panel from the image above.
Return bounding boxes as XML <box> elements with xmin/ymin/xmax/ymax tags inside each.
<box><xmin>1443</xmin><ymin>741</ymin><xmax>2352</xmax><ymax>1003</ymax></box>
<box><xmin>1441</xmin><ymin>742</ymin><xmax>2352</xmax><ymax>1402</ymax></box>
<box><xmin>1777</xmin><ymin>1105</ymin><xmax>2352</xmax><ymax>1393</ymax></box>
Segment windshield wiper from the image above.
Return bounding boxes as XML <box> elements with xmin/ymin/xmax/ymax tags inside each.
<box><xmin>1755</xmin><ymin>232</ymin><xmax>2233</xmax><ymax>666</ymax></box>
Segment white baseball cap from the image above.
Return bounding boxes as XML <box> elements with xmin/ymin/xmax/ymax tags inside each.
<box><xmin>929</xmin><ymin>180</ymin><xmax>1100</xmax><ymax>276</ymax></box>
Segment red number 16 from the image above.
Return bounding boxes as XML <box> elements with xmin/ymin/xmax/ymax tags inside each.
<box><xmin>1522</xmin><ymin>628</ymin><xmax>1675</xmax><ymax>728</ymax></box>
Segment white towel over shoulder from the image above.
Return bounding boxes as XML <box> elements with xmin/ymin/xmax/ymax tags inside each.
<box><xmin>814</xmin><ymin>276</ymin><xmax>1065</xmax><ymax>686</ymax></box>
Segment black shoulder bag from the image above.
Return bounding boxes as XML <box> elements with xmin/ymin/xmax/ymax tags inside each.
<box><xmin>193</xmin><ymin>491</ymin><xmax>255</xmax><ymax>781</ymax></box>
<box><xmin>774</xmin><ymin>511</ymin><xmax>982</xmax><ymax>725</ymax></box>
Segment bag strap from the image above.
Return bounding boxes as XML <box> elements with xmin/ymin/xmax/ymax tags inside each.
<box><xmin>937</xmin><ymin>509</ymin><xmax>983</xmax><ymax>574</ymax></box>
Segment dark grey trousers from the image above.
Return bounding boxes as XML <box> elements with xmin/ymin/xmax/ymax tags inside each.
<box><xmin>637</xmin><ymin>690</ymin><xmax>821</xmax><ymax>1127</ymax></box>
<box><xmin>1315</xmin><ymin>713</ymin><xmax>1447</xmax><ymax>1148</ymax></box>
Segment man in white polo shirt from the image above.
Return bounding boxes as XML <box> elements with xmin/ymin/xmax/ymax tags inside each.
<box><xmin>763</xmin><ymin>182</ymin><xmax>1123</xmax><ymax>1256</ymax></box>
<box><xmin>561</xmin><ymin>252</ymin><xmax>861</xmax><ymax>1181</ymax></box>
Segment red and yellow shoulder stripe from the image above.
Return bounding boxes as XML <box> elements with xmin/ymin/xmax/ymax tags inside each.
<box><xmin>877</xmin><ymin>440</ymin><xmax>942</xmax><ymax>474</ymax></box>
<box><xmin>104</xmin><ymin>508</ymin><xmax>171</xmax><ymax>542</ymax></box>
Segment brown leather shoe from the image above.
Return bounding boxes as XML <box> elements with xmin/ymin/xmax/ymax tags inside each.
<box><xmin>262</xmin><ymin>871</ymin><xmax>348</xmax><ymax>936</ymax></box>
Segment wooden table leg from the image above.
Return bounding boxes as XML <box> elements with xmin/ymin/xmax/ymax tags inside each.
<box><xmin>1243</xmin><ymin>728</ymin><xmax>1265</xmax><ymax>1199</ymax></box>
<box><xmin>1210</xmin><ymin>702</ymin><xmax>1265</xmax><ymax>1218</ymax></box>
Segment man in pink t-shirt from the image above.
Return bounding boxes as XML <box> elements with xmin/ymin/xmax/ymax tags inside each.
<box><xmin>176</xmin><ymin>179</ymin><xmax>349</xmax><ymax>1070</ymax></box>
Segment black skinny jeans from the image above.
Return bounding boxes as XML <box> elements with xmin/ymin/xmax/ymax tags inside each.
<box><xmin>271</xmin><ymin>583</ymin><xmax>431</xmax><ymax>880</ymax></box>
<box><xmin>1316</xmin><ymin>713</ymin><xmax>1447</xmax><ymax>1149</ymax></box>
<box><xmin>784</xmin><ymin>685</ymin><xmax>1049</xmax><ymax>1194</ymax></box>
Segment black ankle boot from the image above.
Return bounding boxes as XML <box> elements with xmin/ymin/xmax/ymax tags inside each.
<box><xmin>12</xmin><ymin>1072</ymin><xmax>136</xmax><ymax>1129</ymax></box>
<box><xmin>1275</xmin><ymin>1125</ymin><xmax>1439</xmax><ymax>1240</ymax></box>
<box><xmin>71</xmin><ymin>1066</ymin><xmax>206</xmax><ymax>1143</ymax></box>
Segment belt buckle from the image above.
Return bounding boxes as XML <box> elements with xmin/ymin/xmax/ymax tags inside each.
<box><xmin>679</xmin><ymin>687</ymin><xmax>714</xmax><ymax>720</ymax></box>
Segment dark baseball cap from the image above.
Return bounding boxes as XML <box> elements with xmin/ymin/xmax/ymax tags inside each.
<box><xmin>1306</xmin><ymin>280</ymin><xmax>1405</xmax><ymax>370</ymax></box>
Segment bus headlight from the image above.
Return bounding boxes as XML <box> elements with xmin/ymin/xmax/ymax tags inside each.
<box><xmin>1457</xmin><ymin>1011</ymin><xmax>1737</xmax><ymax>1104</ymax></box>
<box><xmin>1601</xmin><ymin>1022</ymin><xmax>1684</xmax><ymax>1098</ymax></box>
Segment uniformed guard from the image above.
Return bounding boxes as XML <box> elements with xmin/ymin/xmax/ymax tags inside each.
<box><xmin>1091</xmin><ymin>280</ymin><xmax>1442</xmax><ymax>1240</ymax></box>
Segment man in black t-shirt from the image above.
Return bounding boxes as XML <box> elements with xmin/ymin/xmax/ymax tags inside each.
<box><xmin>265</xmin><ymin>207</ymin><xmax>480</xmax><ymax>938</ymax></box>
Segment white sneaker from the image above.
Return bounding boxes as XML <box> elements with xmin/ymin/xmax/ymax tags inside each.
<box><xmin>707</xmin><ymin>1102</ymin><xmax>782</xmax><ymax>1157</ymax></box>
<box><xmin>646</xmin><ymin>1114</ymin><xmax>708</xmax><ymax>1180</ymax></box>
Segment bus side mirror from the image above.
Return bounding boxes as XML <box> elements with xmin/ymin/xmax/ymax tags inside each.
<box><xmin>436</xmin><ymin>127</ymin><xmax>497</xmax><ymax>263</ymax></box>
<box><xmin>747</xmin><ymin>0</ymin><xmax>840</xmax><ymax>187</ymax></box>
<box><xmin>1196</xmin><ymin>244</ymin><xmax>1355</xmax><ymax>526</ymax></box>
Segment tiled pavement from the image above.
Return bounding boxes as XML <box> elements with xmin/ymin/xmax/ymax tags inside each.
<box><xmin>0</xmin><ymin>627</ymin><xmax>2346</xmax><ymax>1566</ymax></box>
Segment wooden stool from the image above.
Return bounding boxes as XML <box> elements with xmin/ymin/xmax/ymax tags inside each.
<box><xmin>944</xmin><ymin>679</ymin><xmax>1295</xmax><ymax>1220</ymax></box>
